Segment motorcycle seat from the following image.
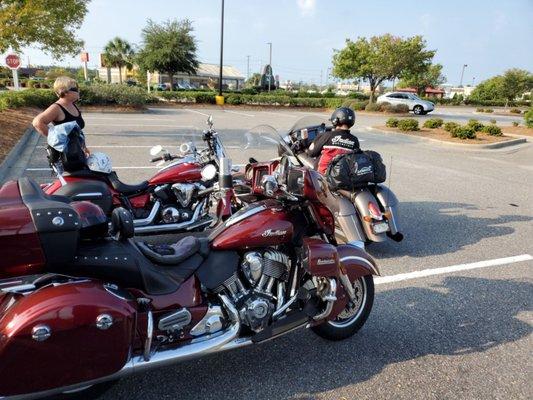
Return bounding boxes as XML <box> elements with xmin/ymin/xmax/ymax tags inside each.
<box><xmin>65</xmin><ymin>170</ymin><xmax>149</xmax><ymax>195</ymax></box>
<box><xmin>136</xmin><ymin>237</ymin><xmax>210</xmax><ymax>265</ymax></box>
<box><xmin>107</xmin><ymin>171</ymin><xmax>149</xmax><ymax>195</ymax></box>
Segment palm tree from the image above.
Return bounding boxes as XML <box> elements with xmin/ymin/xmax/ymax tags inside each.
<box><xmin>102</xmin><ymin>37</ymin><xmax>135</xmax><ymax>84</ymax></box>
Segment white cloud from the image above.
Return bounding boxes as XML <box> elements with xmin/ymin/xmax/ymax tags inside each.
<box><xmin>297</xmin><ymin>0</ymin><xmax>316</xmax><ymax>16</ymax></box>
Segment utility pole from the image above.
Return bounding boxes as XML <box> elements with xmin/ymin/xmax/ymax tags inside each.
<box><xmin>246</xmin><ymin>55</ymin><xmax>250</xmax><ymax>80</ymax></box>
<box><xmin>267</xmin><ymin>42</ymin><xmax>272</xmax><ymax>92</ymax></box>
<box><xmin>459</xmin><ymin>64</ymin><xmax>468</xmax><ymax>87</ymax></box>
<box><xmin>218</xmin><ymin>0</ymin><xmax>225</xmax><ymax>97</ymax></box>
<box><xmin>320</xmin><ymin>70</ymin><xmax>323</xmax><ymax>89</ymax></box>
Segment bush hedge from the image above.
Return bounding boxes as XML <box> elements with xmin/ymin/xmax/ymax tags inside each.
<box><xmin>397</xmin><ymin>118</ymin><xmax>419</xmax><ymax>131</ymax></box>
<box><xmin>0</xmin><ymin>89</ymin><xmax>57</xmax><ymax>111</ymax></box>
<box><xmin>509</xmin><ymin>108</ymin><xmax>522</xmax><ymax>114</ymax></box>
<box><xmin>386</xmin><ymin>118</ymin><xmax>399</xmax><ymax>128</ymax></box>
<box><xmin>451</xmin><ymin>126</ymin><xmax>476</xmax><ymax>139</ymax></box>
<box><xmin>512</xmin><ymin>121</ymin><xmax>519</xmax><ymax>127</ymax></box>
<box><xmin>481</xmin><ymin>124</ymin><xmax>502</xmax><ymax>136</ymax></box>
<box><xmin>443</xmin><ymin>122</ymin><xmax>460</xmax><ymax>132</ymax></box>
<box><xmin>423</xmin><ymin>118</ymin><xmax>444</xmax><ymax>129</ymax></box>
<box><xmin>524</xmin><ymin>108</ymin><xmax>533</xmax><ymax>128</ymax></box>
<box><xmin>365</xmin><ymin>103</ymin><xmax>380</xmax><ymax>112</ymax></box>
<box><xmin>78</xmin><ymin>84</ymin><xmax>155</xmax><ymax>106</ymax></box>
<box><xmin>466</xmin><ymin>119</ymin><xmax>484</xmax><ymax>131</ymax></box>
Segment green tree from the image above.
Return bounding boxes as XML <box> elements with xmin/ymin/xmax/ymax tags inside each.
<box><xmin>136</xmin><ymin>19</ymin><xmax>199</xmax><ymax>92</ymax></box>
<box><xmin>102</xmin><ymin>37</ymin><xmax>135</xmax><ymax>84</ymax></box>
<box><xmin>332</xmin><ymin>34</ymin><xmax>435</xmax><ymax>102</ymax></box>
<box><xmin>398</xmin><ymin>63</ymin><xmax>446</xmax><ymax>96</ymax></box>
<box><xmin>46</xmin><ymin>67</ymin><xmax>76</xmax><ymax>80</ymax></box>
<box><xmin>470</xmin><ymin>69</ymin><xmax>532</xmax><ymax>103</ymax></box>
<box><xmin>245</xmin><ymin>73</ymin><xmax>261</xmax><ymax>88</ymax></box>
<box><xmin>0</xmin><ymin>0</ymin><xmax>89</xmax><ymax>57</ymax></box>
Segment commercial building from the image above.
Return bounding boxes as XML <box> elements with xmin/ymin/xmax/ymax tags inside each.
<box><xmin>98</xmin><ymin>62</ymin><xmax>245</xmax><ymax>90</ymax></box>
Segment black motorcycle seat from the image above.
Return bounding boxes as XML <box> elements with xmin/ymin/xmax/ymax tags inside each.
<box><xmin>65</xmin><ymin>170</ymin><xmax>149</xmax><ymax>195</ymax></box>
<box><xmin>52</xmin><ymin>237</ymin><xmax>210</xmax><ymax>295</ymax></box>
<box><xmin>136</xmin><ymin>237</ymin><xmax>210</xmax><ymax>265</ymax></box>
<box><xmin>107</xmin><ymin>171</ymin><xmax>149</xmax><ymax>195</ymax></box>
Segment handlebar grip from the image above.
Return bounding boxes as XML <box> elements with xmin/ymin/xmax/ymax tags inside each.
<box><xmin>150</xmin><ymin>156</ymin><xmax>163</xmax><ymax>162</ymax></box>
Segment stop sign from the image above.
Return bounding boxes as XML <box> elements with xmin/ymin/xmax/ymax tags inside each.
<box><xmin>5</xmin><ymin>54</ymin><xmax>21</xmax><ymax>70</ymax></box>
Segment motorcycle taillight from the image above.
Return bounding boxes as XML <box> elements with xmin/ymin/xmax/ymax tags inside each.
<box><xmin>310</xmin><ymin>202</ymin><xmax>335</xmax><ymax>235</ymax></box>
<box><xmin>368</xmin><ymin>202</ymin><xmax>383</xmax><ymax>220</ymax></box>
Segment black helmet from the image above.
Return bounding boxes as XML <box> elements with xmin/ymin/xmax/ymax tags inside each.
<box><xmin>330</xmin><ymin>107</ymin><xmax>356</xmax><ymax>128</ymax></box>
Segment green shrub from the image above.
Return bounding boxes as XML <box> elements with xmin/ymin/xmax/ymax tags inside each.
<box><xmin>512</xmin><ymin>121</ymin><xmax>519</xmax><ymax>127</ymax></box>
<box><xmin>0</xmin><ymin>89</ymin><xmax>57</xmax><ymax>111</ymax></box>
<box><xmin>194</xmin><ymin>92</ymin><xmax>216</xmax><ymax>104</ymax></box>
<box><xmin>26</xmin><ymin>79</ymin><xmax>40</xmax><ymax>88</ymax></box>
<box><xmin>224</xmin><ymin>94</ymin><xmax>242</xmax><ymax>105</ymax></box>
<box><xmin>241</xmin><ymin>87</ymin><xmax>258</xmax><ymax>95</ymax></box>
<box><xmin>509</xmin><ymin>108</ymin><xmax>522</xmax><ymax>114</ymax></box>
<box><xmin>347</xmin><ymin>92</ymin><xmax>369</xmax><ymax>100</ymax></box>
<box><xmin>467</xmin><ymin>119</ymin><xmax>484</xmax><ymax>131</ymax></box>
<box><xmin>451</xmin><ymin>126</ymin><xmax>476</xmax><ymax>139</ymax></box>
<box><xmin>443</xmin><ymin>122</ymin><xmax>460</xmax><ymax>132</ymax></box>
<box><xmin>476</xmin><ymin>107</ymin><xmax>484</xmax><ymax>112</ymax></box>
<box><xmin>390</xmin><ymin>103</ymin><xmax>410</xmax><ymax>113</ymax></box>
<box><xmin>78</xmin><ymin>84</ymin><xmax>154</xmax><ymax>106</ymax></box>
<box><xmin>485</xmin><ymin>108</ymin><xmax>493</xmax><ymax>113</ymax></box>
<box><xmin>481</xmin><ymin>124</ymin><xmax>502</xmax><ymax>136</ymax></box>
<box><xmin>397</xmin><ymin>118</ymin><xmax>419</xmax><ymax>131</ymax></box>
<box><xmin>489</xmin><ymin>118</ymin><xmax>497</xmax><ymax>124</ymax></box>
<box><xmin>524</xmin><ymin>108</ymin><xmax>533</xmax><ymax>128</ymax></box>
<box><xmin>324</xmin><ymin>98</ymin><xmax>343</xmax><ymax>108</ymax></box>
<box><xmin>386</xmin><ymin>118</ymin><xmax>399</xmax><ymax>128</ymax></box>
<box><xmin>378</xmin><ymin>101</ymin><xmax>391</xmax><ymax>112</ymax></box>
<box><xmin>365</xmin><ymin>102</ymin><xmax>380</xmax><ymax>112</ymax></box>
<box><xmin>342</xmin><ymin>99</ymin><xmax>367</xmax><ymax>110</ymax></box>
<box><xmin>423</xmin><ymin>118</ymin><xmax>444</xmax><ymax>129</ymax></box>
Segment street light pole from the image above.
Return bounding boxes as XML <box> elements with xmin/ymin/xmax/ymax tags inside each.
<box><xmin>218</xmin><ymin>0</ymin><xmax>225</xmax><ymax>97</ymax></box>
<box><xmin>459</xmin><ymin>64</ymin><xmax>468</xmax><ymax>87</ymax></box>
<box><xmin>267</xmin><ymin>42</ymin><xmax>272</xmax><ymax>92</ymax></box>
<box><xmin>246</xmin><ymin>55</ymin><xmax>250</xmax><ymax>80</ymax></box>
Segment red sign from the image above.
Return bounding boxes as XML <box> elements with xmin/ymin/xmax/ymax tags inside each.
<box><xmin>80</xmin><ymin>52</ymin><xmax>89</xmax><ymax>63</ymax></box>
<box><xmin>5</xmin><ymin>54</ymin><xmax>21</xmax><ymax>70</ymax></box>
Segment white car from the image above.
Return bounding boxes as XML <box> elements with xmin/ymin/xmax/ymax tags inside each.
<box><xmin>377</xmin><ymin>92</ymin><xmax>435</xmax><ymax>115</ymax></box>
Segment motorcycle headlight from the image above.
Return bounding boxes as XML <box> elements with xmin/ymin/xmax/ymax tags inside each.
<box><xmin>201</xmin><ymin>164</ymin><xmax>217</xmax><ymax>181</ymax></box>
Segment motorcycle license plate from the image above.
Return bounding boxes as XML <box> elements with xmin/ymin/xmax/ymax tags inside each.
<box><xmin>372</xmin><ymin>222</ymin><xmax>389</xmax><ymax>234</ymax></box>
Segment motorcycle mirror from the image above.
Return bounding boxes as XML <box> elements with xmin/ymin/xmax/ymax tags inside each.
<box><xmin>201</xmin><ymin>164</ymin><xmax>217</xmax><ymax>181</ymax></box>
<box><xmin>150</xmin><ymin>145</ymin><xmax>163</xmax><ymax>156</ymax></box>
<box><xmin>180</xmin><ymin>142</ymin><xmax>191</xmax><ymax>154</ymax></box>
<box><xmin>156</xmin><ymin>160</ymin><xmax>166</xmax><ymax>167</ymax></box>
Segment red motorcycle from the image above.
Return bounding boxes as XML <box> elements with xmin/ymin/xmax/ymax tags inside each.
<box><xmin>43</xmin><ymin>117</ymin><xmax>228</xmax><ymax>234</ymax></box>
<box><xmin>0</xmin><ymin>147</ymin><xmax>379</xmax><ymax>398</ymax></box>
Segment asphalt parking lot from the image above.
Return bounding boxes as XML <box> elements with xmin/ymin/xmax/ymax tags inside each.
<box><xmin>8</xmin><ymin>106</ymin><xmax>532</xmax><ymax>399</ymax></box>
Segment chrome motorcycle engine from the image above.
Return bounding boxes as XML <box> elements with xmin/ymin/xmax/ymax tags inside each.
<box><xmin>215</xmin><ymin>249</ymin><xmax>291</xmax><ymax>332</ymax></box>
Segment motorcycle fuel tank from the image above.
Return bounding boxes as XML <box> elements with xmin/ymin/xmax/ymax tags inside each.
<box><xmin>211</xmin><ymin>200</ymin><xmax>294</xmax><ymax>250</ymax></box>
<box><xmin>149</xmin><ymin>162</ymin><xmax>203</xmax><ymax>185</ymax></box>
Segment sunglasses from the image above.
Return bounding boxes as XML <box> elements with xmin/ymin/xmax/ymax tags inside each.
<box><xmin>69</xmin><ymin>87</ymin><xmax>79</xmax><ymax>93</ymax></box>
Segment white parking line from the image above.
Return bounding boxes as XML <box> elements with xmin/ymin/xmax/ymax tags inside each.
<box><xmin>88</xmin><ymin>123</ymin><xmax>194</xmax><ymax>128</ymax></box>
<box><xmin>375</xmin><ymin>254</ymin><xmax>532</xmax><ymax>285</ymax></box>
<box><xmin>183</xmin><ymin>109</ymin><xmax>210</xmax><ymax>117</ymax></box>
<box><xmin>84</xmin><ymin>132</ymin><xmax>197</xmax><ymax>137</ymax></box>
<box><xmin>223</xmin><ymin>110</ymin><xmax>255</xmax><ymax>117</ymax></box>
<box><xmin>261</xmin><ymin>111</ymin><xmax>299</xmax><ymax>118</ymax></box>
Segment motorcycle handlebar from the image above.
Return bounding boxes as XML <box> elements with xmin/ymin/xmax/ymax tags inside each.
<box><xmin>150</xmin><ymin>153</ymin><xmax>179</xmax><ymax>163</ymax></box>
<box><xmin>198</xmin><ymin>187</ymin><xmax>215</xmax><ymax>197</ymax></box>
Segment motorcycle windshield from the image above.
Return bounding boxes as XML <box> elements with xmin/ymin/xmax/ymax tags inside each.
<box><xmin>288</xmin><ymin>115</ymin><xmax>329</xmax><ymax>134</ymax></box>
<box><xmin>242</xmin><ymin>124</ymin><xmax>297</xmax><ymax>163</ymax></box>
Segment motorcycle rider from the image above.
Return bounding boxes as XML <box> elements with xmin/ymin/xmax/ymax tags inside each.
<box><xmin>304</xmin><ymin>107</ymin><xmax>360</xmax><ymax>174</ymax></box>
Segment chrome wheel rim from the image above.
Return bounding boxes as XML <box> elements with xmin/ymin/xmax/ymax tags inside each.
<box><xmin>328</xmin><ymin>278</ymin><xmax>367</xmax><ymax>328</ymax></box>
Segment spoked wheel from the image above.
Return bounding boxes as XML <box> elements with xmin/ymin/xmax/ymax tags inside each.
<box><xmin>413</xmin><ymin>105</ymin><xmax>425</xmax><ymax>115</ymax></box>
<box><xmin>312</xmin><ymin>275</ymin><xmax>374</xmax><ymax>341</ymax></box>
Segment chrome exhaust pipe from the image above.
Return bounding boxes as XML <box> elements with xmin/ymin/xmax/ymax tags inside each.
<box><xmin>134</xmin><ymin>200</ymin><xmax>208</xmax><ymax>233</ymax></box>
<box><xmin>133</xmin><ymin>201</ymin><xmax>161</xmax><ymax>227</ymax></box>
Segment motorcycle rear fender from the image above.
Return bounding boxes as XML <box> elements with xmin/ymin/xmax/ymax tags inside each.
<box><xmin>0</xmin><ymin>278</ymin><xmax>136</xmax><ymax>397</ymax></box>
<box><xmin>352</xmin><ymin>188</ymin><xmax>387</xmax><ymax>242</ymax></box>
<box><xmin>374</xmin><ymin>184</ymin><xmax>401</xmax><ymax>235</ymax></box>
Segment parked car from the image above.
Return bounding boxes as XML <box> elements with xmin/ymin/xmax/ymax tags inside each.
<box><xmin>154</xmin><ymin>83</ymin><xmax>169</xmax><ymax>91</ymax></box>
<box><xmin>377</xmin><ymin>92</ymin><xmax>435</xmax><ymax>115</ymax></box>
<box><xmin>125</xmin><ymin>79</ymin><xmax>138</xmax><ymax>86</ymax></box>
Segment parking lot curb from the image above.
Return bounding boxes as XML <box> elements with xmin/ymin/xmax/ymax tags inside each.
<box><xmin>0</xmin><ymin>126</ymin><xmax>38</xmax><ymax>184</ymax></box>
<box><xmin>366</xmin><ymin>127</ymin><xmax>528</xmax><ymax>150</ymax></box>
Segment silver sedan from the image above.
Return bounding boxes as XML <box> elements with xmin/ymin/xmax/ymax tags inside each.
<box><xmin>377</xmin><ymin>92</ymin><xmax>435</xmax><ymax>115</ymax></box>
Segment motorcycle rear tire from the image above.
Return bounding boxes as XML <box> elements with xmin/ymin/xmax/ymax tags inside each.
<box><xmin>311</xmin><ymin>275</ymin><xmax>374</xmax><ymax>341</ymax></box>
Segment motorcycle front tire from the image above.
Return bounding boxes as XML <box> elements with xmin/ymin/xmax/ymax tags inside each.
<box><xmin>312</xmin><ymin>275</ymin><xmax>374</xmax><ymax>341</ymax></box>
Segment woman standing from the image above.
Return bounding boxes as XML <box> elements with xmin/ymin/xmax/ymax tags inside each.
<box><xmin>32</xmin><ymin>76</ymin><xmax>89</xmax><ymax>154</ymax></box>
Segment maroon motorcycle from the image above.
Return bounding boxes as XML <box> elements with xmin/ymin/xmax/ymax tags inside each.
<box><xmin>43</xmin><ymin>117</ymin><xmax>228</xmax><ymax>234</ymax></box>
<box><xmin>0</xmin><ymin>147</ymin><xmax>379</xmax><ymax>398</ymax></box>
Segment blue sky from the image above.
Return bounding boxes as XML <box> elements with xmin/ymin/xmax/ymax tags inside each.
<box><xmin>8</xmin><ymin>0</ymin><xmax>533</xmax><ymax>85</ymax></box>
